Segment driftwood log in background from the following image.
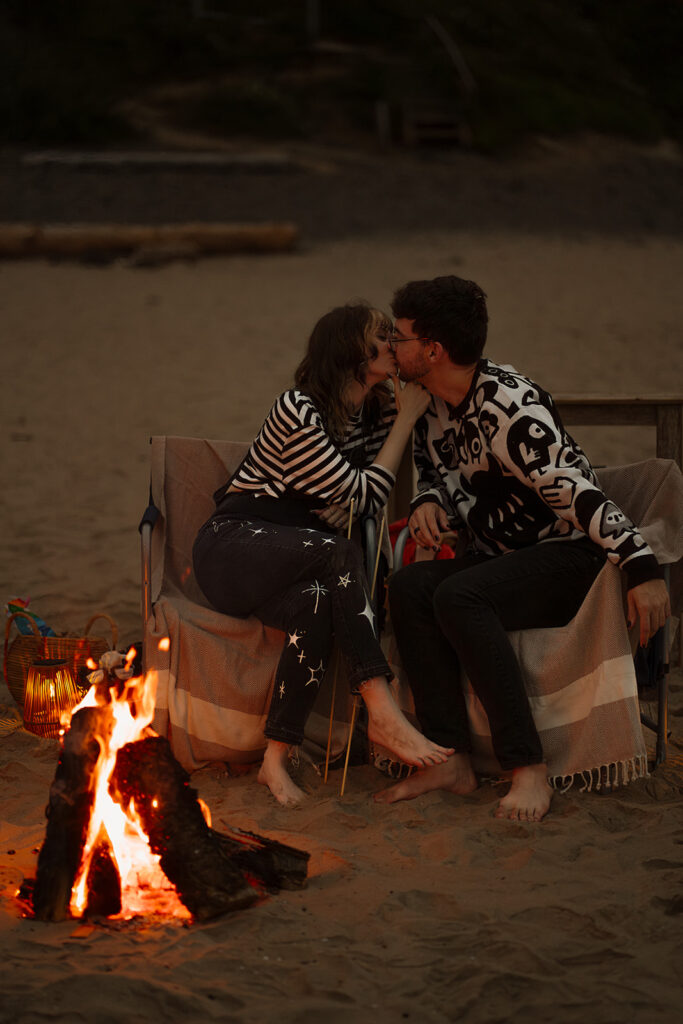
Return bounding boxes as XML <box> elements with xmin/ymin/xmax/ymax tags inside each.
<box><xmin>0</xmin><ymin>222</ymin><xmax>299</xmax><ymax>259</ymax></box>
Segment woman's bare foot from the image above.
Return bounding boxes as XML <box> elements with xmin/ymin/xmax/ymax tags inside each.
<box><xmin>257</xmin><ymin>741</ymin><xmax>305</xmax><ymax>807</ymax></box>
<box><xmin>360</xmin><ymin>677</ymin><xmax>454</xmax><ymax>767</ymax></box>
<box><xmin>494</xmin><ymin>763</ymin><xmax>553</xmax><ymax>822</ymax></box>
<box><xmin>374</xmin><ymin>753</ymin><xmax>478</xmax><ymax>803</ymax></box>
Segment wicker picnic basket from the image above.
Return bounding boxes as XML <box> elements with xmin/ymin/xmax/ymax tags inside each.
<box><xmin>3</xmin><ymin>611</ymin><xmax>118</xmax><ymax>709</ymax></box>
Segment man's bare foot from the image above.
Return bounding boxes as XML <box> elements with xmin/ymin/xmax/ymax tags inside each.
<box><xmin>257</xmin><ymin>741</ymin><xmax>305</xmax><ymax>807</ymax></box>
<box><xmin>374</xmin><ymin>753</ymin><xmax>478</xmax><ymax>803</ymax></box>
<box><xmin>360</xmin><ymin>677</ymin><xmax>454</xmax><ymax>767</ymax></box>
<box><xmin>494</xmin><ymin>763</ymin><xmax>553</xmax><ymax>822</ymax></box>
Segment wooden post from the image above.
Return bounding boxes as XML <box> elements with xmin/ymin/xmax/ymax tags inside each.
<box><xmin>657</xmin><ymin>405</ymin><xmax>683</xmax><ymax>466</ymax></box>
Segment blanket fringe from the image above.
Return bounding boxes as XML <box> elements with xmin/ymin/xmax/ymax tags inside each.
<box><xmin>550</xmin><ymin>754</ymin><xmax>649</xmax><ymax>794</ymax></box>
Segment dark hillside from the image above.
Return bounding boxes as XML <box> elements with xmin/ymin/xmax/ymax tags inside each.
<box><xmin>1</xmin><ymin>1</ymin><xmax>681</xmax><ymax>151</ymax></box>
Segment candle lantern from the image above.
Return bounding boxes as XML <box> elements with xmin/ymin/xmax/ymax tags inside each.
<box><xmin>23</xmin><ymin>659</ymin><xmax>80</xmax><ymax>738</ymax></box>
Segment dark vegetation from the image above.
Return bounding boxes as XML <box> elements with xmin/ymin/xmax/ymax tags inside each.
<box><xmin>2</xmin><ymin>0</ymin><xmax>682</xmax><ymax>152</ymax></box>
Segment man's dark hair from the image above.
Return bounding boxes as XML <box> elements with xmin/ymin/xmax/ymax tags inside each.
<box><xmin>391</xmin><ymin>275</ymin><xmax>488</xmax><ymax>365</ymax></box>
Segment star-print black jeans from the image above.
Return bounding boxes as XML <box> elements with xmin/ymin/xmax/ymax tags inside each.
<box><xmin>388</xmin><ymin>536</ymin><xmax>606</xmax><ymax>771</ymax></box>
<box><xmin>192</xmin><ymin>514</ymin><xmax>392</xmax><ymax>745</ymax></box>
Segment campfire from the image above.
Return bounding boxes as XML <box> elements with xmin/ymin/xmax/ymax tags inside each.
<box><xmin>27</xmin><ymin>647</ymin><xmax>309</xmax><ymax>923</ymax></box>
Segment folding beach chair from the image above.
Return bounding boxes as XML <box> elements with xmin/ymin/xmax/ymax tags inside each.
<box><xmin>139</xmin><ymin>436</ymin><xmax>382</xmax><ymax>773</ymax></box>
<box><xmin>388</xmin><ymin>458</ymin><xmax>683</xmax><ymax>783</ymax></box>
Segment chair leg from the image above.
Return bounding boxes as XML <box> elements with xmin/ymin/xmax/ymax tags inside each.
<box><xmin>655</xmin><ymin>667</ymin><xmax>668</xmax><ymax>767</ymax></box>
<box><xmin>655</xmin><ymin>566</ymin><xmax>671</xmax><ymax>767</ymax></box>
<box><xmin>340</xmin><ymin>697</ymin><xmax>359</xmax><ymax>796</ymax></box>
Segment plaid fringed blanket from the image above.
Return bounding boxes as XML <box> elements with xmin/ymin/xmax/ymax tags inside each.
<box><xmin>146</xmin><ymin>436</ymin><xmax>353</xmax><ymax>771</ymax></box>
<box><xmin>385</xmin><ymin>458</ymin><xmax>683</xmax><ymax>790</ymax></box>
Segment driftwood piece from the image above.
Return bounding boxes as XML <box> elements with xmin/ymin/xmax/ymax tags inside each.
<box><xmin>33</xmin><ymin>705</ymin><xmax>114</xmax><ymax>922</ymax></box>
<box><xmin>0</xmin><ymin>222</ymin><xmax>299</xmax><ymax>259</ymax></box>
<box><xmin>111</xmin><ymin>736</ymin><xmax>309</xmax><ymax>920</ymax></box>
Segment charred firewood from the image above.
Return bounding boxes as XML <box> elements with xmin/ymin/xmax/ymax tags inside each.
<box><xmin>84</xmin><ymin>829</ymin><xmax>121</xmax><ymax>918</ymax></box>
<box><xmin>111</xmin><ymin>736</ymin><xmax>309</xmax><ymax>919</ymax></box>
<box><xmin>214</xmin><ymin>825</ymin><xmax>310</xmax><ymax>892</ymax></box>
<box><xmin>33</xmin><ymin>705</ymin><xmax>114</xmax><ymax>921</ymax></box>
<box><xmin>111</xmin><ymin>736</ymin><xmax>258</xmax><ymax>920</ymax></box>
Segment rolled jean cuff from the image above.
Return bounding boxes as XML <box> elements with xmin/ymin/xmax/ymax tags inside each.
<box><xmin>348</xmin><ymin>659</ymin><xmax>393</xmax><ymax>693</ymax></box>
<box><xmin>264</xmin><ymin>725</ymin><xmax>304</xmax><ymax>746</ymax></box>
<box><xmin>496</xmin><ymin>754</ymin><xmax>546</xmax><ymax>772</ymax></box>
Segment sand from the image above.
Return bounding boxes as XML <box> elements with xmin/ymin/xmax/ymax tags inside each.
<box><xmin>1</xmin><ymin>141</ymin><xmax>683</xmax><ymax>1023</ymax></box>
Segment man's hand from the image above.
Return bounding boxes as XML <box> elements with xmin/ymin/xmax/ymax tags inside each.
<box><xmin>315</xmin><ymin>503</ymin><xmax>351</xmax><ymax>531</ymax></box>
<box><xmin>627</xmin><ymin>578</ymin><xmax>671</xmax><ymax>648</ymax></box>
<box><xmin>408</xmin><ymin>501</ymin><xmax>449</xmax><ymax>551</ymax></box>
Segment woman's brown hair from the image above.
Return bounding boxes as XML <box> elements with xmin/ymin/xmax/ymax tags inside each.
<box><xmin>294</xmin><ymin>303</ymin><xmax>392</xmax><ymax>440</ymax></box>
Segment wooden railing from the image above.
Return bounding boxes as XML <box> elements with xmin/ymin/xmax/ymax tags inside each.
<box><xmin>554</xmin><ymin>395</ymin><xmax>683</xmax><ymax>468</ymax></box>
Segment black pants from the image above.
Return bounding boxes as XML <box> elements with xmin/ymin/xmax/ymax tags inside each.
<box><xmin>388</xmin><ymin>537</ymin><xmax>606</xmax><ymax>771</ymax></box>
<box><xmin>192</xmin><ymin>514</ymin><xmax>391</xmax><ymax>745</ymax></box>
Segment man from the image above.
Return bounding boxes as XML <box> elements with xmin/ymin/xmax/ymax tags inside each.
<box><xmin>378</xmin><ymin>275</ymin><xmax>670</xmax><ymax>821</ymax></box>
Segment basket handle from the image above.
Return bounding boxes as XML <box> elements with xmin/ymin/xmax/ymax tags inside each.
<box><xmin>82</xmin><ymin>612</ymin><xmax>119</xmax><ymax>650</ymax></box>
<box><xmin>3</xmin><ymin>611</ymin><xmax>44</xmax><ymax>683</ymax></box>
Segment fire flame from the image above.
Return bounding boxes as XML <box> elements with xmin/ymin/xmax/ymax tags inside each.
<box><xmin>65</xmin><ymin>662</ymin><xmax>190</xmax><ymax>920</ymax></box>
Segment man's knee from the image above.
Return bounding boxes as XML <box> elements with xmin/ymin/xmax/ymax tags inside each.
<box><xmin>389</xmin><ymin>561</ymin><xmax>438</xmax><ymax>615</ymax></box>
<box><xmin>432</xmin><ymin>574</ymin><xmax>486</xmax><ymax>632</ymax></box>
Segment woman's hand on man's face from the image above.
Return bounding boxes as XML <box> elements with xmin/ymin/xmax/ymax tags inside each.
<box><xmin>397</xmin><ymin>381</ymin><xmax>431</xmax><ymax>421</ymax></box>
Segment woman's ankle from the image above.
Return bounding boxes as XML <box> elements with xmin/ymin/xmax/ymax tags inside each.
<box><xmin>264</xmin><ymin>739</ymin><xmax>291</xmax><ymax>764</ymax></box>
<box><xmin>358</xmin><ymin>675</ymin><xmax>391</xmax><ymax>705</ymax></box>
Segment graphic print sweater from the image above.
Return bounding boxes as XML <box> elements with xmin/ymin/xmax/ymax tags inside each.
<box><xmin>411</xmin><ymin>360</ymin><xmax>661</xmax><ymax>588</ymax></box>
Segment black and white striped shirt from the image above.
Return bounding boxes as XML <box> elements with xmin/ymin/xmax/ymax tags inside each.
<box><xmin>230</xmin><ymin>389</ymin><xmax>397</xmax><ymax>515</ymax></box>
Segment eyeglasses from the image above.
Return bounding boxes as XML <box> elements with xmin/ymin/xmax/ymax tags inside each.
<box><xmin>386</xmin><ymin>331</ymin><xmax>430</xmax><ymax>346</ymax></box>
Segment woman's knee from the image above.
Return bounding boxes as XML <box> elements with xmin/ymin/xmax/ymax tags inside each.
<box><xmin>330</xmin><ymin>535</ymin><xmax>366</xmax><ymax>576</ymax></box>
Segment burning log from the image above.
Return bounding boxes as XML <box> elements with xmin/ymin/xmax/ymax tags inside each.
<box><xmin>32</xmin><ymin>704</ymin><xmax>114</xmax><ymax>922</ymax></box>
<box><xmin>32</xmin><ymin>669</ymin><xmax>310</xmax><ymax>923</ymax></box>
<box><xmin>111</xmin><ymin>736</ymin><xmax>309</xmax><ymax>920</ymax></box>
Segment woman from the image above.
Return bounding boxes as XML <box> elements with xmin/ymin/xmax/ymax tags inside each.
<box><xmin>193</xmin><ymin>303</ymin><xmax>452</xmax><ymax>805</ymax></box>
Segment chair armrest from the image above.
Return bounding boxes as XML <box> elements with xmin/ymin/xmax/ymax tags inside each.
<box><xmin>393</xmin><ymin>525</ymin><xmax>410</xmax><ymax>571</ymax></box>
<box><xmin>363</xmin><ymin>516</ymin><xmax>377</xmax><ymax>581</ymax></box>
<box><xmin>139</xmin><ymin>495</ymin><xmax>160</xmax><ymax>633</ymax></box>
<box><xmin>140</xmin><ymin>521</ymin><xmax>154</xmax><ymax>631</ymax></box>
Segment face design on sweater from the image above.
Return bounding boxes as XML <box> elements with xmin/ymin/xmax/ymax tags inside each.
<box><xmin>460</xmin><ymin>454</ymin><xmax>554</xmax><ymax>548</ymax></box>
<box><xmin>434</xmin><ymin>419</ymin><xmax>485</xmax><ymax>470</ymax></box>
<box><xmin>599</xmin><ymin>501</ymin><xmax>633</xmax><ymax>540</ymax></box>
<box><xmin>506</xmin><ymin>415</ymin><xmax>556</xmax><ymax>477</ymax></box>
<box><xmin>433</xmin><ymin>427</ymin><xmax>460</xmax><ymax>469</ymax></box>
<box><xmin>479</xmin><ymin>409</ymin><xmax>500</xmax><ymax>445</ymax></box>
<box><xmin>457</xmin><ymin>418</ymin><xmax>484</xmax><ymax>464</ymax></box>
